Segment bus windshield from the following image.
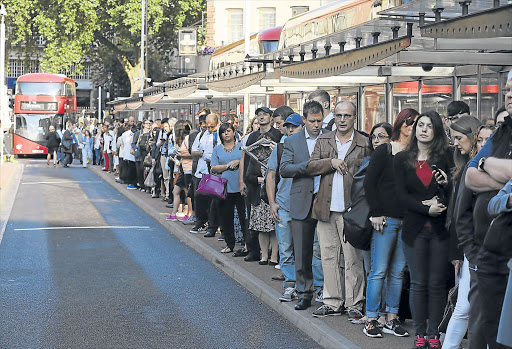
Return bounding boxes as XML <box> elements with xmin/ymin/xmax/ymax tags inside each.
<box><xmin>16</xmin><ymin>82</ymin><xmax>64</xmax><ymax>96</ymax></box>
<box><xmin>15</xmin><ymin>113</ymin><xmax>57</xmax><ymax>140</ymax></box>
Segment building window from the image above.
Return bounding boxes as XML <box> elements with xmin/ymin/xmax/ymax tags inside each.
<box><xmin>227</xmin><ymin>8</ymin><xmax>244</xmax><ymax>44</ymax></box>
<box><xmin>259</xmin><ymin>7</ymin><xmax>276</xmax><ymax>30</ymax></box>
<box><xmin>8</xmin><ymin>59</ymin><xmax>24</xmax><ymax>78</ymax></box>
<box><xmin>291</xmin><ymin>6</ymin><xmax>309</xmax><ymax>17</ymax></box>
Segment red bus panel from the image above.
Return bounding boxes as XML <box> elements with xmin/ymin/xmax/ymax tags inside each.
<box><xmin>13</xmin><ymin>134</ymin><xmax>48</xmax><ymax>155</ymax></box>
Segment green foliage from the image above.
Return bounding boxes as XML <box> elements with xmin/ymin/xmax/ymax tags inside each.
<box><xmin>2</xmin><ymin>0</ymin><xmax>205</xmax><ymax>94</ymax></box>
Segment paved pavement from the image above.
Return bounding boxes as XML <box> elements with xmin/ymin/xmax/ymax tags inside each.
<box><xmin>88</xmin><ymin>164</ymin><xmax>415</xmax><ymax>349</ymax></box>
<box><xmin>0</xmin><ymin>159</ymin><xmax>320</xmax><ymax>349</ymax></box>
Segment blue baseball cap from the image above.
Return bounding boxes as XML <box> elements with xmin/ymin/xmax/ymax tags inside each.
<box><xmin>283</xmin><ymin>113</ymin><xmax>304</xmax><ymax>127</ymax></box>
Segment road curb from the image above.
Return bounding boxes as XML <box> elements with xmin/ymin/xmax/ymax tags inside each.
<box><xmin>91</xmin><ymin>166</ymin><xmax>360</xmax><ymax>349</ymax></box>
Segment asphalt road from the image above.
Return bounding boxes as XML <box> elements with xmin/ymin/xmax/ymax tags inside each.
<box><xmin>0</xmin><ymin>159</ymin><xmax>319</xmax><ymax>349</ymax></box>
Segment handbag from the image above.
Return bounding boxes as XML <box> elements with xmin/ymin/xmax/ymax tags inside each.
<box><xmin>343</xmin><ymin>158</ymin><xmax>372</xmax><ymax>250</ymax></box>
<box><xmin>196</xmin><ymin>173</ymin><xmax>227</xmax><ymax>199</ymax></box>
<box><xmin>483</xmin><ymin>212</ymin><xmax>512</xmax><ymax>258</ymax></box>
<box><xmin>143</xmin><ymin>153</ymin><xmax>152</xmax><ymax>167</ymax></box>
<box><xmin>144</xmin><ymin>167</ymin><xmax>155</xmax><ymax>188</ymax></box>
<box><xmin>439</xmin><ymin>284</ymin><xmax>459</xmax><ymax>333</ymax></box>
<box><xmin>62</xmin><ymin>139</ymin><xmax>72</xmax><ymax>150</ymax></box>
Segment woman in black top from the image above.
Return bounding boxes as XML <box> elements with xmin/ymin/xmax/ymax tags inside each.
<box><xmin>362</xmin><ymin>108</ymin><xmax>418</xmax><ymax>338</ymax></box>
<box><xmin>442</xmin><ymin>116</ymin><xmax>481</xmax><ymax>349</ymax></box>
<box><xmin>45</xmin><ymin>125</ymin><xmax>61</xmax><ymax>167</ymax></box>
<box><xmin>393</xmin><ymin>111</ymin><xmax>452</xmax><ymax>348</ymax></box>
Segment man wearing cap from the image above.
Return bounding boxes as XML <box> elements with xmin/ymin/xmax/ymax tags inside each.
<box><xmin>306</xmin><ymin>101</ymin><xmax>370</xmax><ymax>319</ymax></box>
<box><xmin>280</xmin><ymin>101</ymin><xmax>327</xmax><ymax>310</ymax></box>
<box><xmin>240</xmin><ymin>106</ymin><xmax>282</xmax><ymax>261</ymax></box>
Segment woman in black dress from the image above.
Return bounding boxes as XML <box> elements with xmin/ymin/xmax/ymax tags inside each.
<box><xmin>45</xmin><ymin>125</ymin><xmax>61</xmax><ymax>167</ymax></box>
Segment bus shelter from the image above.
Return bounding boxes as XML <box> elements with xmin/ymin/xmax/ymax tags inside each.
<box><xmin>109</xmin><ymin>0</ymin><xmax>512</xmax><ymax>133</ymax></box>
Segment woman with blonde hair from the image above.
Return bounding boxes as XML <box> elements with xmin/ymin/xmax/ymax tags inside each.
<box><xmin>45</xmin><ymin>125</ymin><xmax>60</xmax><ymax>167</ymax></box>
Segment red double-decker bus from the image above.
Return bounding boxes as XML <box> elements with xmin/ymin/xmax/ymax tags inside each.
<box><xmin>13</xmin><ymin>73</ymin><xmax>77</xmax><ymax>155</ymax></box>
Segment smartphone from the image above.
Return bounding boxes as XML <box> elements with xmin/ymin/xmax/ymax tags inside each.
<box><xmin>431</xmin><ymin>165</ymin><xmax>438</xmax><ymax>172</ymax></box>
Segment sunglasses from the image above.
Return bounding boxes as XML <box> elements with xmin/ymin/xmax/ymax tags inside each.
<box><xmin>405</xmin><ymin>117</ymin><xmax>416</xmax><ymax>126</ymax></box>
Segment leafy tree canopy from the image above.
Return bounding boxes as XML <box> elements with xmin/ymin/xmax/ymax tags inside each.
<box><xmin>2</xmin><ymin>0</ymin><xmax>205</xmax><ymax>95</ymax></box>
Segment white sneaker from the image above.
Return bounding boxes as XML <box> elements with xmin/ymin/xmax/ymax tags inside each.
<box><xmin>279</xmin><ymin>287</ymin><xmax>298</xmax><ymax>302</ymax></box>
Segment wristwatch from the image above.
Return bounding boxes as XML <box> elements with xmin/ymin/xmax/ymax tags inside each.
<box><xmin>478</xmin><ymin>157</ymin><xmax>487</xmax><ymax>172</ymax></box>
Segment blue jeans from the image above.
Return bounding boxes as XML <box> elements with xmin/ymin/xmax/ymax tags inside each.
<box><xmin>366</xmin><ymin>217</ymin><xmax>406</xmax><ymax>318</ymax></box>
<box><xmin>94</xmin><ymin>148</ymin><xmax>101</xmax><ymax>165</ymax></box>
<box><xmin>276</xmin><ymin>209</ymin><xmax>323</xmax><ymax>291</ymax></box>
<box><xmin>313</xmin><ymin>230</ymin><xmax>324</xmax><ymax>292</ymax></box>
<box><xmin>276</xmin><ymin>209</ymin><xmax>295</xmax><ymax>288</ymax></box>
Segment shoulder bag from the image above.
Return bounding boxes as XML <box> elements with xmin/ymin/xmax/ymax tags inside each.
<box><xmin>196</xmin><ymin>173</ymin><xmax>227</xmax><ymax>200</ymax></box>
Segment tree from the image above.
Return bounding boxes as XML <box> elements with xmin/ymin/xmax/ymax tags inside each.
<box><xmin>2</xmin><ymin>0</ymin><xmax>205</xmax><ymax>95</ymax></box>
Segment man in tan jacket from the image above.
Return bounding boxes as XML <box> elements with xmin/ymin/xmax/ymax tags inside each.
<box><xmin>306</xmin><ymin>101</ymin><xmax>370</xmax><ymax>319</ymax></box>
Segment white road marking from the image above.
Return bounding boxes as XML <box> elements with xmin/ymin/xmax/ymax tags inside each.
<box><xmin>21</xmin><ymin>180</ymin><xmax>103</xmax><ymax>185</ymax></box>
<box><xmin>14</xmin><ymin>226</ymin><xmax>151</xmax><ymax>231</ymax></box>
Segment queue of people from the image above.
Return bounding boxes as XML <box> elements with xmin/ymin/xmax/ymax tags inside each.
<box><xmin>56</xmin><ymin>71</ymin><xmax>512</xmax><ymax>349</ymax></box>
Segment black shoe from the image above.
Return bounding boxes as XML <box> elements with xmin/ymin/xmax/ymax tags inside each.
<box><xmin>244</xmin><ymin>254</ymin><xmax>260</xmax><ymax>262</ymax></box>
<box><xmin>203</xmin><ymin>231</ymin><xmax>216</xmax><ymax>238</ymax></box>
<box><xmin>217</xmin><ymin>234</ymin><xmax>225</xmax><ymax>241</ymax></box>
<box><xmin>271</xmin><ymin>274</ymin><xmax>285</xmax><ymax>281</ymax></box>
<box><xmin>166</xmin><ymin>203</ymin><xmax>174</xmax><ymax>209</ymax></box>
<box><xmin>232</xmin><ymin>248</ymin><xmax>248</xmax><ymax>257</ymax></box>
<box><xmin>295</xmin><ymin>299</ymin><xmax>311</xmax><ymax>310</ymax></box>
<box><xmin>259</xmin><ymin>260</ymin><xmax>268</xmax><ymax>265</ymax></box>
<box><xmin>269</xmin><ymin>261</ymin><xmax>278</xmax><ymax>266</ymax></box>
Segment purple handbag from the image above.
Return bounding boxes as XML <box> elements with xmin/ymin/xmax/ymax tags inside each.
<box><xmin>196</xmin><ymin>174</ymin><xmax>228</xmax><ymax>199</ymax></box>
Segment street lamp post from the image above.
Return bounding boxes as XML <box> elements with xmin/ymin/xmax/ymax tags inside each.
<box><xmin>140</xmin><ymin>0</ymin><xmax>145</xmax><ymax>92</ymax></box>
<box><xmin>0</xmin><ymin>4</ymin><xmax>6</xmax><ymax>164</ymax></box>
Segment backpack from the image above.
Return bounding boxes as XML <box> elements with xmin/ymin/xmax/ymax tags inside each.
<box><xmin>260</xmin><ymin>143</ymin><xmax>284</xmax><ymax>204</ymax></box>
<box><xmin>343</xmin><ymin>143</ymin><xmax>392</xmax><ymax>250</ymax></box>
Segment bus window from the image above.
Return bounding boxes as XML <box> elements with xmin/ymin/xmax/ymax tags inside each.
<box><xmin>16</xmin><ymin>82</ymin><xmax>64</xmax><ymax>96</ymax></box>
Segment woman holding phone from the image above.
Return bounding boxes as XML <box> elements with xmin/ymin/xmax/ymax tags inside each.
<box><xmin>393</xmin><ymin>111</ymin><xmax>453</xmax><ymax>348</ymax></box>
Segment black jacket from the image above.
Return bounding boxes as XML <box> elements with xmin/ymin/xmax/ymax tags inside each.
<box><xmin>45</xmin><ymin>131</ymin><xmax>61</xmax><ymax>148</ymax></box>
<box><xmin>394</xmin><ymin>151</ymin><xmax>453</xmax><ymax>246</ymax></box>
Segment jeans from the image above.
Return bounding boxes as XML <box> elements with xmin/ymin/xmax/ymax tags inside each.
<box><xmin>317</xmin><ymin>211</ymin><xmax>365</xmax><ymax>310</ymax></box>
<box><xmin>81</xmin><ymin>147</ymin><xmax>93</xmax><ymax>168</ymax></box>
<box><xmin>312</xmin><ymin>231</ymin><xmax>324</xmax><ymax>292</ymax></box>
<box><xmin>94</xmin><ymin>148</ymin><xmax>101</xmax><ymax>165</ymax></box>
<box><xmin>366</xmin><ymin>217</ymin><xmax>406</xmax><ymax>318</ymax></box>
<box><xmin>443</xmin><ymin>256</ymin><xmax>470</xmax><ymax>349</ymax></box>
<box><xmin>402</xmin><ymin>227</ymin><xmax>449</xmax><ymax>336</ymax></box>
<box><xmin>276</xmin><ymin>209</ymin><xmax>295</xmax><ymax>288</ymax></box>
<box><xmin>103</xmin><ymin>151</ymin><xmax>110</xmax><ymax>170</ymax></box>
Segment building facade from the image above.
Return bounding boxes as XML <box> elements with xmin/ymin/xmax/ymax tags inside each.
<box><xmin>206</xmin><ymin>0</ymin><xmax>339</xmax><ymax>47</ymax></box>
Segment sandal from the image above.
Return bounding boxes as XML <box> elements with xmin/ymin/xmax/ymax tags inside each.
<box><xmin>220</xmin><ymin>246</ymin><xmax>233</xmax><ymax>253</ymax></box>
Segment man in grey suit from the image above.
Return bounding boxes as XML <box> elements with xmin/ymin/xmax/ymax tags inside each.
<box><xmin>280</xmin><ymin>101</ymin><xmax>325</xmax><ymax>310</ymax></box>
